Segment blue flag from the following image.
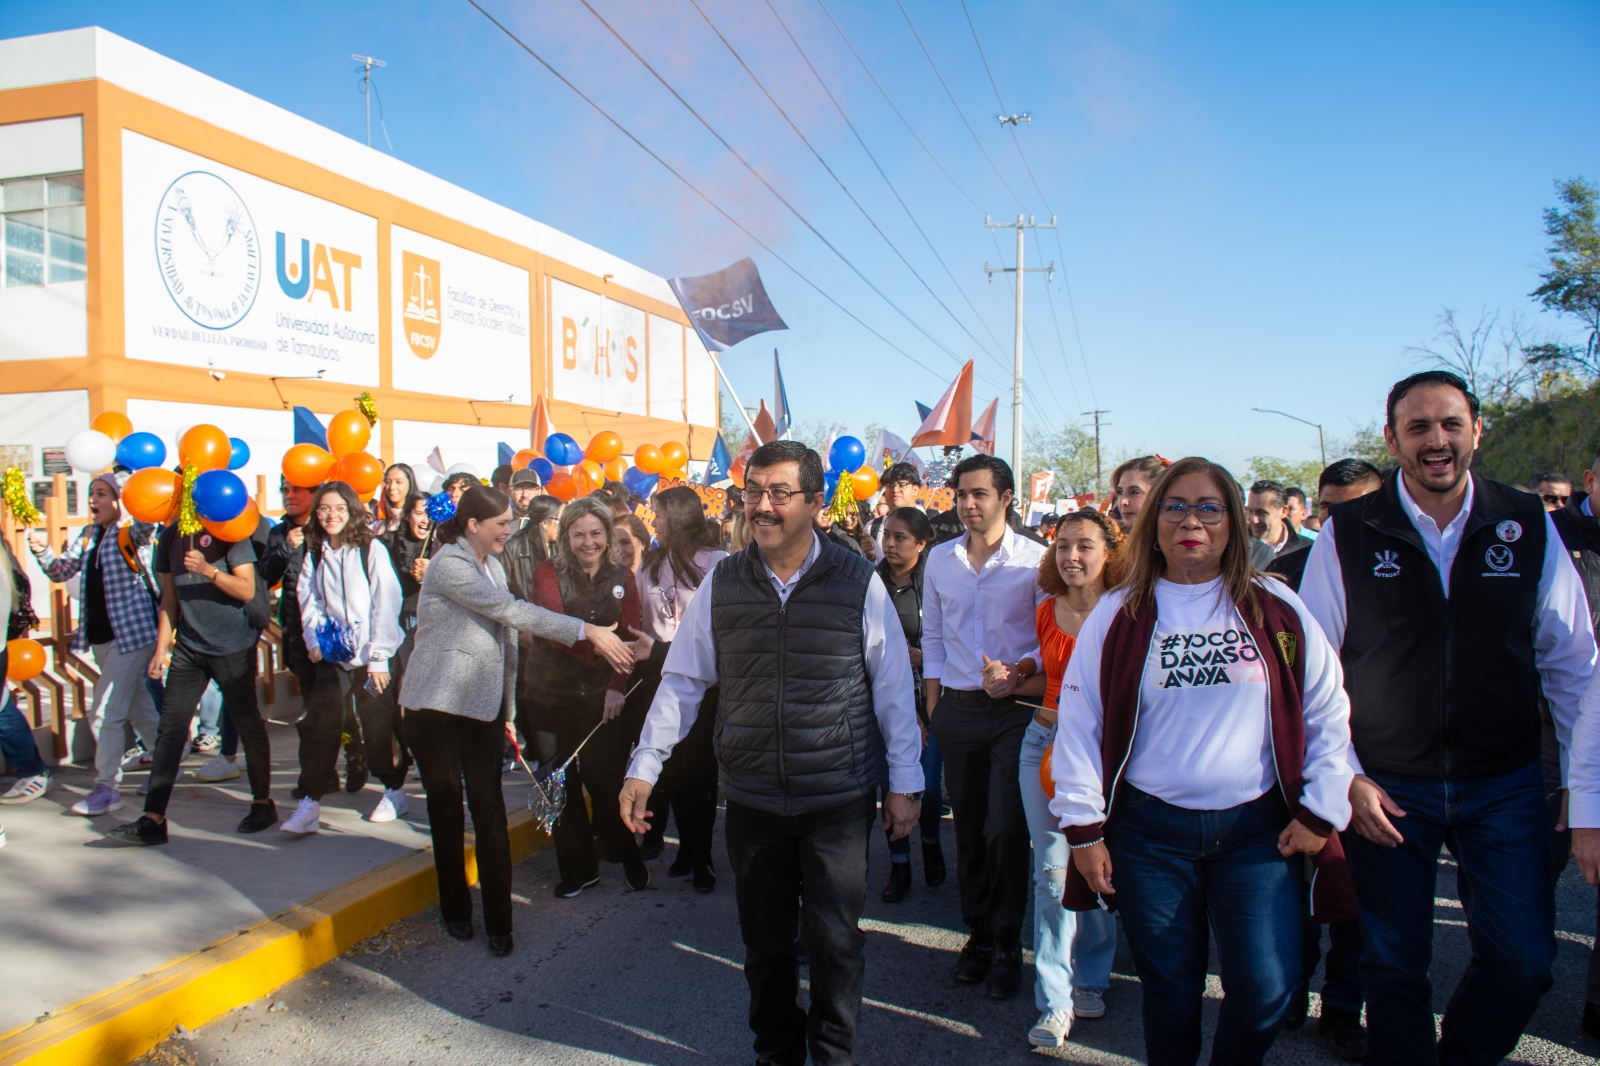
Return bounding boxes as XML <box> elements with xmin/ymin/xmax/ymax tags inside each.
<box><xmin>497</xmin><ymin>442</ymin><xmax>515</xmax><ymax>469</ymax></box>
<box><xmin>773</xmin><ymin>351</ymin><xmax>793</xmax><ymax>440</ymax></box>
<box><xmin>915</xmin><ymin>401</ymin><xmax>933</xmax><ymax>424</ymax></box>
<box><xmin>702</xmin><ymin>432</ymin><xmax>733</xmax><ymax>487</ymax></box>
<box><xmin>667</xmin><ymin>257</ymin><xmax>789</xmax><ymax>354</ymax></box>
<box><xmin>293</xmin><ymin>407</ymin><xmax>327</xmax><ymax>448</ymax></box>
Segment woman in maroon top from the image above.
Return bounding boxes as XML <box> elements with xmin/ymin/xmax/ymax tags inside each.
<box><xmin>524</xmin><ymin>497</ymin><xmax>643</xmax><ymax>896</ymax></box>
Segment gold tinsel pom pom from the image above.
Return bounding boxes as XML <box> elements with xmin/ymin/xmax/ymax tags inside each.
<box><xmin>2</xmin><ymin>466</ymin><xmax>42</xmax><ymax>526</ymax></box>
<box><xmin>177</xmin><ymin>463</ymin><xmax>202</xmax><ymax>536</ymax></box>
<box><xmin>826</xmin><ymin>470</ymin><xmax>855</xmax><ymax>525</ymax></box>
<box><xmin>354</xmin><ymin>391</ymin><xmax>379</xmax><ymax>427</ymax></box>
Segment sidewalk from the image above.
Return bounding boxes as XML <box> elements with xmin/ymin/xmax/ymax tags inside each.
<box><xmin>0</xmin><ymin>719</ymin><xmax>544</xmax><ymax>1041</ymax></box>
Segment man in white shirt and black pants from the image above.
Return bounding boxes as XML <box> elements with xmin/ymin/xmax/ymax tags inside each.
<box><xmin>1299</xmin><ymin>371</ymin><xmax>1600</xmax><ymax>1065</ymax></box>
<box><xmin>622</xmin><ymin>441</ymin><xmax>924</xmax><ymax>1066</ymax></box>
<box><xmin>922</xmin><ymin>454</ymin><xmax>1045</xmax><ymax>1000</ymax></box>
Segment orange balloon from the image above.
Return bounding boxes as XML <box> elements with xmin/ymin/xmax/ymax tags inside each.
<box><xmin>633</xmin><ymin>444</ymin><xmax>663</xmax><ymax>474</ymax></box>
<box><xmin>851</xmin><ymin>465</ymin><xmax>880</xmax><ymax>500</ymax></box>
<box><xmin>326</xmin><ymin>410</ymin><xmax>372</xmax><ymax>459</ymax></box>
<box><xmin>91</xmin><ymin>411</ymin><xmax>134</xmax><ymax>443</ymax></box>
<box><xmin>179</xmin><ymin>425</ymin><xmax>231</xmax><ymax>472</ymax></box>
<box><xmin>512</xmin><ymin>448</ymin><xmax>538</xmax><ymax>470</ymax></box>
<box><xmin>603</xmin><ymin>457</ymin><xmax>628</xmax><ymax>482</ymax></box>
<box><xmin>200</xmin><ymin>497</ymin><xmax>261</xmax><ymax>542</ymax></box>
<box><xmin>664</xmin><ymin>465</ymin><xmax>689</xmax><ymax>482</ymax></box>
<box><xmin>6</xmin><ymin>638</ymin><xmax>46</xmax><ymax>682</ymax></box>
<box><xmin>661</xmin><ymin>441</ymin><xmax>688</xmax><ymax>469</ymax></box>
<box><xmin>1040</xmin><ymin>741</ymin><xmax>1055</xmax><ymax>799</ymax></box>
<box><xmin>329</xmin><ymin>451</ymin><xmax>385</xmax><ymax>496</ymax></box>
<box><xmin>546</xmin><ymin>472</ymin><xmax>577</xmax><ymax>501</ymax></box>
<box><xmin>282</xmin><ymin>444</ymin><xmax>335</xmax><ymax>488</ymax></box>
<box><xmin>586</xmin><ymin>431</ymin><xmax>624</xmax><ymax>464</ymax></box>
<box><xmin>122</xmin><ymin>468</ymin><xmax>183</xmax><ymax>524</ymax></box>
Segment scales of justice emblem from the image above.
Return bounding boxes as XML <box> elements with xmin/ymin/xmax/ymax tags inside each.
<box><xmin>402</xmin><ymin>250</ymin><xmax>442</xmax><ymax>359</ymax></box>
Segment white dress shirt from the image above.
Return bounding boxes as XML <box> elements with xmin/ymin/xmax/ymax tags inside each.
<box><xmin>626</xmin><ymin>532</ymin><xmax>925</xmax><ymax>795</ymax></box>
<box><xmin>921</xmin><ymin>523</ymin><xmax>1047</xmax><ymax>691</ymax></box>
<box><xmin>1298</xmin><ymin>472</ymin><xmax>1599</xmax><ymax>814</ymax></box>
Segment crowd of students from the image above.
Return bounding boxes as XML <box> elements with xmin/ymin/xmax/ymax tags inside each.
<box><xmin>3</xmin><ymin>367</ymin><xmax>1600</xmax><ymax>1064</ymax></box>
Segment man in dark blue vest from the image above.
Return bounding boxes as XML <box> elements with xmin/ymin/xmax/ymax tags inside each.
<box><xmin>1299</xmin><ymin>370</ymin><xmax>1600</xmax><ymax>1065</ymax></box>
<box><xmin>623</xmin><ymin>440</ymin><xmax>924</xmax><ymax>1066</ymax></box>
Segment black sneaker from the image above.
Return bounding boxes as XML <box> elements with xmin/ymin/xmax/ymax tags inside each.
<box><xmin>986</xmin><ymin>943</ymin><xmax>1022</xmax><ymax>1000</ymax></box>
<box><xmin>106</xmin><ymin>815</ymin><xmax>168</xmax><ymax>846</ymax></box>
<box><xmin>554</xmin><ymin>873</ymin><xmax>600</xmax><ymax>898</ymax></box>
<box><xmin>1317</xmin><ymin>1007</ymin><xmax>1366</xmax><ymax>1062</ymax></box>
<box><xmin>1283</xmin><ymin>983</ymin><xmax>1309</xmax><ymax>1030</ymax></box>
<box><xmin>624</xmin><ymin>856</ymin><xmax>651</xmax><ymax>891</ymax></box>
<box><xmin>668</xmin><ymin>851</ymin><xmax>693</xmax><ymax>878</ymax></box>
<box><xmin>882</xmin><ymin>862</ymin><xmax>911</xmax><ymax>903</ymax></box>
<box><xmin>922</xmin><ymin>841</ymin><xmax>947</xmax><ymax>887</ymax></box>
<box><xmin>692</xmin><ymin>862</ymin><xmax>717</xmax><ymax>894</ymax></box>
<box><xmin>638</xmin><ymin>834</ymin><xmax>665</xmax><ymax>862</ymax></box>
<box><xmin>344</xmin><ymin>747</ymin><xmax>369</xmax><ymax>793</ymax></box>
<box><xmin>237</xmin><ymin>800</ymin><xmax>277</xmax><ymax>834</ymax></box>
<box><xmin>953</xmin><ymin>934</ymin><xmax>994</xmax><ymax>983</ymax></box>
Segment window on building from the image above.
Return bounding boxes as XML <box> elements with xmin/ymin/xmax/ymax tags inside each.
<box><xmin>1</xmin><ymin>172</ymin><xmax>86</xmax><ymax>287</ymax></box>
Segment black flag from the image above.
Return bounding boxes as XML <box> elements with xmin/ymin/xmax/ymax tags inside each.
<box><xmin>667</xmin><ymin>257</ymin><xmax>788</xmax><ymax>353</ymax></box>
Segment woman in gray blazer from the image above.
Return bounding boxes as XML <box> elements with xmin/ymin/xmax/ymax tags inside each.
<box><xmin>401</xmin><ymin>486</ymin><xmax>633</xmax><ymax>957</ymax></box>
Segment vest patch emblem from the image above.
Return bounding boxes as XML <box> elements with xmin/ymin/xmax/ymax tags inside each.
<box><xmin>1496</xmin><ymin>520</ymin><xmax>1522</xmax><ymax>543</ymax></box>
<box><xmin>1485</xmin><ymin>544</ymin><xmax>1514</xmax><ymax>573</ymax></box>
<box><xmin>1372</xmin><ymin>550</ymin><xmax>1402</xmax><ymax>578</ymax></box>
<box><xmin>1275</xmin><ymin>631</ymin><xmax>1297</xmax><ymax>668</ymax></box>
<box><xmin>612</xmin><ymin>584</ymin><xmax>626</xmax><ymax>599</ymax></box>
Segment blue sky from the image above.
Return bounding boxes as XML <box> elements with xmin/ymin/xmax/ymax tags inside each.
<box><xmin>5</xmin><ymin>1</ymin><xmax>1598</xmax><ymax>482</ymax></box>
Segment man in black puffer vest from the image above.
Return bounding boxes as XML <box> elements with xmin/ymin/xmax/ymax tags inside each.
<box><xmin>1300</xmin><ymin>371</ymin><xmax>1600</xmax><ymax>1066</ymax></box>
<box><xmin>624</xmin><ymin>441</ymin><xmax>924</xmax><ymax>1066</ymax></box>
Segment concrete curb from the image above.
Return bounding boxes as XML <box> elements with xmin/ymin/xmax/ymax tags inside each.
<box><xmin>0</xmin><ymin>810</ymin><xmax>548</xmax><ymax>1066</ymax></box>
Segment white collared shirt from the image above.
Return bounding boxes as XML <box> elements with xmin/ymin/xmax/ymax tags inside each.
<box><xmin>1395</xmin><ymin>471</ymin><xmax>1476</xmax><ymax>594</ymax></box>
<box><xmin>626</xmin><ymin>532</ymin><xmax>924</xmax><ymax>794</ymax></box>
<box><xmin>921</xmin><ymin>523</ymin><xmax>1046</xmax><ymax>691</ymax></box>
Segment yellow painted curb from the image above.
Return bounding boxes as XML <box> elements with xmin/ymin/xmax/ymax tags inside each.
<box><xmin>0</xmin><ymin>811</ymin><xmax>548</xmax><ymax>1066</ymax></box>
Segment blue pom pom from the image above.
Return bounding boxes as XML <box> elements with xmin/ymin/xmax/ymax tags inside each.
<box><xmin>425</xmin><ymin>493</ymin><xmax>457</xmax><ymax>523</ymax></box>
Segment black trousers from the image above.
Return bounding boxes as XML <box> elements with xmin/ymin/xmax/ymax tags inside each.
<box><xmin>294</xmin><ymin>662</ymin><xmax>409</xmax><ymax>799</ymax></box>
<box><xmin>406</xmin><ymin>708</ymin><xmax>513</xmax><ymax>936</ymax></box>
<box><xmin>532</xmin><ymin>694</ymin><xmax>640</xmax><ymax>881</ymax></box>
<box><xmin>146</xmin><ymin>643</ymin><xmax>271</xmax><ymax>816</ymax></box>
<box><xmin>929</xmin><ymin>691</ymin><xmax>1031</xmax><ymax>946</ymax></box>
<box><xmin>726</xmin><ymin>795</ymin><xmax>875</xmax><ymax>1066</ymax></box>
<box><xmin>626</xmin><ymin>654</ymin><xmax>720</xmax><ymax>866</ymax></box>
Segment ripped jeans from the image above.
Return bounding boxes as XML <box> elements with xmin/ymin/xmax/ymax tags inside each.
<box><xmin>1019</xmin><ymin>716</ymin><xmax>1118</xmax><ymax>1013</ymax></box>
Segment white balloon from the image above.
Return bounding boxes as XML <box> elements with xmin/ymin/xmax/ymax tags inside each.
<box><xmin>428</xmin><ymin>476</ymin><xmax>445</xmax><ymax>493</ymax></box>
<box><xmin>65</xmin><ymin>429</ymin><xmax>116</xmax><ymax>473</ymax></box>
<box><xmin>446</xmin><ymin>463</ymin><xmax>478</xmax><ymax>477</ymax></box>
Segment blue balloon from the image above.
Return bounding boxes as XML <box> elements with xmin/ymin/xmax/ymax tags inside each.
<box><xmin>192</xmin><ymin>469</ymin><xmax>248</xmax><ymax>523</ymax></box>
<box><xmin>529</xmin><ymin>457</ymin><xmax>555</xmax><ymax>483</ymax></box>
<box><xmin>827</xmin><ymin>435</ymin><xmax>866</xmax><ymax>474</ymax></box>
<box><xmin>115</xmin><ymin>432</ymin><xmax>166</xmax><ymax>471</ymax></box>
<box><xmin>227</xmin><ymin>437</ymin><xmax>251</xmax><ymax>471</ymax></box>
<box><xmin>543</xmin><ymin>432</ymin><xmax>583</xmax><ymax>468</ymax></box>
<box><xmin>621</xmin><ymin>466</ymin><xmax>659</xmax><ymax>497</ymax></box>
<box><xmin>824</xmin><ymin>470</ymin><xmax>841</xmax><ymax>500</ymax></box>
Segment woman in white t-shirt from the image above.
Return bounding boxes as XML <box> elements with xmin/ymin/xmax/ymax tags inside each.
<box><xmin>1050</xmin><ymin>457</ymin><xmax>1356</xmax><ymax>1066</ymax></box>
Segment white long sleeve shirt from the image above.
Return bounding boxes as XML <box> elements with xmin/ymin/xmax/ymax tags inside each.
<box><xmin>298</xmin><ymin>540</ymin><xmax>404</xmax><ymax>669</ymax></box>
<box><xmin>1049</xmin><ymin>578</ymin><xmax>1355</xmax><ymax>831</ymax></box>
<box><xmin>1297</xmin><ymin>473</ymin><xmax>1599</xmax><ymax>822</ymax></box>
<box><xmin>921</xmin><ymin>524</ymin><xmax>1046</xmax><ymax>690</ymax></box>
<box><xmin>626</xmin><ymin>533</ymin><xmax>925</xmax><ymax>795</ymax></box>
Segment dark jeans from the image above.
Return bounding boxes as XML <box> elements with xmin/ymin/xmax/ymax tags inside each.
<box><xmin>929</xmin><ymin>692</ymin><xmax>1031</xmax><ymax>944</ymax></box>
<box><xmin>1349</xmin><ymin>761</ymin><xmax>1555</xmax><ymax>1066</ymax></box>
<box><xmin>883</xmin><ymin>730</ymin><xmax>944</xmax><ymax>857</ymax></box>
<box><xmin>1296</xmin><ymin>914</ymin><xmax>1364</xmax><ymax>1013</ymax></box>
<box><xmin>1106</xmin><ymin>785</ymin><xmax>1300</xmax><ymax>1066</ymax></box>
<box><xmin>406</xmin><ymin>708</ymin><xmax>513</xmax><ymax>936</ymax></box>
<box><xmin>655</xmin><ymin>686</ymin><xmax>720</xmax><ymax>866</ymax></box>
<box><xmin>726</xmin><ymin>795</ymin><xmax>875</xmax><ymax>1066</ymax></box>
<box><xmin>0</xmin><ymin>694</ymin><xmax>46</xmax><ymax>777</ymax></box>
<box><xmin>533</xmin><ymin>694</ymin><xmax>639</xmax><ymax>881</ymax></box>
<box><xmin>146</xmin><ymin>643</ymin><xmax>271</xmax><ymax>816</ymax></box>
<box><xmin>294</xmin><ymin>662</ymin><xmax>409</xmax><ymax>799</ymax></box>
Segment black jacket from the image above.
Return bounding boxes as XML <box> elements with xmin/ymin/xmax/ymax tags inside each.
<box><xmin>1329</xmin><ymin>471</ymin><xmax>1549</xmax><ymax>778</ymax></box>
<box><xmin>378</xmin><ymin>528</ymin><xmax>426</xmax><ymax>626</ymax></box>
<box><xmin>710</xmin><ymin>537</ymin><xmax>884</xmax><ymax>817</ymax></box>
<box><xmin>1551</xmin><ymin>493</ymin><xmax>1600</xmax><ymax>630</ymax></box>
<box><xmin>502</xmin><ymin>519</ymin><xmax>549</xmax><ymax>603</ymax></box>
<box><xmin>258</xmin><ymin>517</ymin><xmax>309</xmax><ymax>644</ymax></box>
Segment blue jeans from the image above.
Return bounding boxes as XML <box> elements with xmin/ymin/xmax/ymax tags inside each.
<box><xmin>1348</xmin><ymin>761</ymin><xmax>1554</xmax><ymax>1066</ymax></box>
<box><xmin>1106</xmin><ymin>785</ymin><xmax>1299</xmax><ymax>1066</ymax></box>
<box><xmin>882</xmin><ymin>731</ymin><xmax>945</xmax><ymax>857</ymax></box>
<box><xmin>1018</xmin><ymin>717</ymin><xmax>1117</xmax><ymax>1012</ymax></box>
<box><xmin>0</xmin><ymin>694</ymin><xmax>47</xmax><ymax>777</ymax></box>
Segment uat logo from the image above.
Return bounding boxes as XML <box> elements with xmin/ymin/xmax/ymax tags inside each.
<box><xmin>402</xmin><ymin>251</ymin><xmax>441</xmax><ymax>358</ymax></box>
<box><xmin>275</xmin><ymin>233</ymin><xmax>363</xmax><ymax>310</ymax></box>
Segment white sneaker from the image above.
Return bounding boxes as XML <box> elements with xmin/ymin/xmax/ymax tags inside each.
<box><xmin>190</xmin><ymin>755</ymin><xmax>243</xmax><ymax>782</ymax></box>
<box><xmin>369</xmin><ymin>789</ymin><xmax>408</xmax><ymax>823</ymax></box>
<box><xmin>1028</xmin><ymin>1009</ymin><xmax>1073</xmax><ymax>1048</ymax></box>
<box><xmin>0</xmin><ymin>774</ymin><xmax>50</xmax><ymax>804</ymax></box>
<box><xmin>281</xmin><ymin>797</ymin><xmax>321</xmax><ymax>834</ymax></box>
<box><xmin>1072</xmin><ymin>988</ymin><xmax>1106</xmax><ymax>1019</ymax></box>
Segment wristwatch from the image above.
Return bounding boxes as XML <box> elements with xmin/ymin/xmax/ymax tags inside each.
<box><xmin>894</xmin><ymin>791</ymin><xmax>925</xmax><ymax>803</ymax></box>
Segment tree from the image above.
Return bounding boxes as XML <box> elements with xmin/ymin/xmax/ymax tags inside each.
<box><xmin>720</xmin><ymin>397</ymin><xmax>749</xmax><ymax>447</ymax></box>
<box><xmin>1405</xmin><ymin>307</ymin><xmax>1537</xmax><ymax>406</ymax></box>
<box><xmin>1530</xmin><ymin>176</ymin><xmax>1600</xmax><ymax>377</ymax></box>
<box><xmin>1245</xmin><ymin>456</ymin><xmax>1322</xmax><ymax>495</ymax></box>
<box><xmin>1022</xmin><ymin>424</ymin><xmax>1099</xmax><ymax>498</ymax></box>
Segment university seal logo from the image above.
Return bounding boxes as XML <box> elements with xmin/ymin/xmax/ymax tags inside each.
<box><xmin>1485</xmin><ymin>544</ymin><xmax>1514</xmax><ymax>573</ymax></box>
<box><xmin>402</xmin><ymin>251</ymin><xmax>442</xmax><ymax>359</ymax></box>
<box><xmin>154</xmin><ymin>171</ymin><xmax>260</xmax><ymax>330</ymax></box>
<box><xmin>1372</xmin><ymin>550</ymin><xmax>1402</xmax><ymax>578</ymax></box>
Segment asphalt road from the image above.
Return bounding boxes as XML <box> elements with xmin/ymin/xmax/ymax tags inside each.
<box><xmin>139</xmin><ymin>813</ymin><xmax>1600</xmax><ymax>1066</ymax></box>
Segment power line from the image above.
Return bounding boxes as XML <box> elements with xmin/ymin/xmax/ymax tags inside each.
<box><xmin>574</xmin><ymin>0</ymin><xmax>1003</xmax><ymax>389</ymax></box>
<box><xmin>463</xmin><ymin>0</ymin><xmax>951</xmax><ymax>383</ymax></box>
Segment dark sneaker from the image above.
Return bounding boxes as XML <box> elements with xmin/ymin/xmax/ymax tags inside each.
<box><xmin>986</xmin><ymin>944</ymin><xmax>1022</xmax><ymax>1000</ymax></box>
<box><xmin>668</xmin><ymin>851</ymin><xmax>693</xmax><ymax>878</ymax></box>
<box><xmin>954</xmin><ymin>934</ymin><xmax>994</xmax><ymax>984</ymax></box>
<box><xmin>639</xmin><ymin>834</ymin><xmax>665</xmax><ymax>862</ymax></box>
<box><xmin>237</xmin><ymin>800</ymin><xmax>277</xmax><ymax>834</ymax></box>
<box><xmin>554</xmin><ymin>873</ymin><xmax>600</xmax><ymax>898</ymax></box>
<box><xmin>1283</xmin><ymin>983</ymin><xmax>1309</xmax><ymax>1030</ymax></box>
<box><xmin>344</xmin><ymin>747</ymin><xmax>369</xmax><ymax>793</ymax></box>
<box><xmin>106</xmin><ymin>815</ymin><xmax>168</xmax><ymax>846</ymax></box>
<box><xmin>692</xmin><ymin>862</ymin><xmax>717</xmax><ymax>894</ymax></box>
<box><xmin>922</xmin><ymin>840</ymin><xmax>947</xmax><ymax>887</ymax></box>
<box><xmin>1317</xmin><ymin>1006</ymin><xmax>1366</xmax><ymax>1062</ymax></box>
<box><xmin>882</xmin><ymin>862</ymin><xmax>911</xmax><ymax>903</ymax></box>
<box><xmin>623</xmin><ymin>856</ymin><xmax>651</xmax><ymax>891</ymax></box>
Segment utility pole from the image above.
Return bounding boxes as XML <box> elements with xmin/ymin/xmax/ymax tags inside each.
<box><xmin>1251</xmin><ymin>407</ymin><xmax>1326</xmax><ymax>468</ymax></box>
<box><xmin>984</xmin><ymin>214</ymin><xmax>1055</xmax><ymax>475</ymax></box>
<box><xmin>352</xmin><ymin>54</ymin><xmax>387</xmax><ymax>147</ymax></box>
<box><xmin>1083</xmin><ymin>409</ymin><xmax>1110</xmax><ymax>498</ymax></box>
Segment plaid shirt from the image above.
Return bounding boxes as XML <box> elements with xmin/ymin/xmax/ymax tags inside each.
<box><xmin>36</xmin><ymin>522</ymin><xmax>161</xmax><ymax>653</ymax></box>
